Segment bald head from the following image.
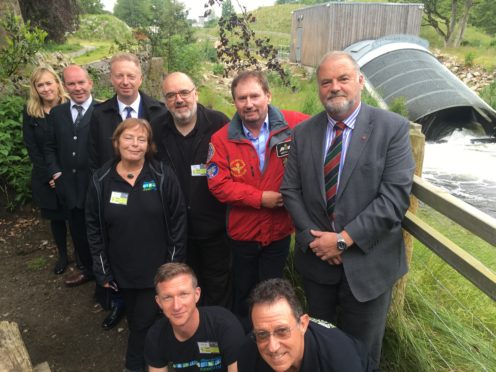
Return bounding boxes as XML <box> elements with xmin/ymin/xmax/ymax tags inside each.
<box><xmin>162</xmin><ymin>72</ymin><xmax>199</xmax><ymax>131</ymax></box>
<box><xmin>63</xmin><ymin>64</ymin><xmax>93</xmax><ymax>104</ymax></box>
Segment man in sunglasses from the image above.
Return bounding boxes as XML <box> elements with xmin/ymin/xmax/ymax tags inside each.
<box><xmin>238</xmin><ymin>278</ymin><xmax>371</xmax><ymax>372</ymax></box>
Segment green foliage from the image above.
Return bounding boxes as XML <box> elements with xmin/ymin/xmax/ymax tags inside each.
<box><xmin>470</xmin><ymin>0</ymin><xmax>496</xmax><ymax>36</ymax></box>
<box><xmin>212</xmin><ymin>63</ymin><xmax>224</xmax><ymax>76</ymax></box>
<box><xmin>388</xmin><ymin>96</ymin><xmax>409</xmax><ymax>118</ymax></box>
<box><xmin>40</xmin><ymin>41</ymin><xmax>82</xmax><ymax>53</ymax></box>
<box><xmin>0</xmin><ymin>13</ymin><xmax>47</xmax><ymax>78</ymax></box>
<box><xmin>27</xmin><ymin>257</ymin><xmax>47</xmax><ymax>270</ymax></box>
<box><xmin>19</xmin><ymin>0</ymin><xmax>80</xmax><ymax>43</ymax></box>
<box><xmin>72</xmin><ymin>14</ymin><xmax>132</xmax><ymax>41</ymax></box>
<box><xmin>480</xmin><ymin>81</ymin><xmax>496</xmax><ymax>110</ymax></box>
<box><xmin>221</xmin><ymin>0</ymin><xmax>235</xmax><ymax>18</ymax></box>
<box><xmin>464</xmin><ymin>51</ymin><xmax>476</xmax><ymax>66</ymax></box>
<box><xmin>78</xmin><ymin>0</ymin><xmax>105</xmax><ymax>14</ymax></box>
<box><xmin>166</xmin><ymin>36</ymin><xmax>203</xmax><ymax>82</ymax></box>
<box><xmin>114</xmin><ymin>0</ymin><xmax>151</xmax><ymax>28</ymax></box>
<box><xmin>0</xmin><ymin>95</ymin><xmax>31</xmax><ymax>210</ymax></box>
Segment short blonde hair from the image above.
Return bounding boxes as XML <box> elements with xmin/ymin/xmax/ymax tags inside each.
<box><xmin>26</xmin><ymin>66</ymin><xmax>68</xmax><ymax>118</ymax></box>
<box><xmin>110</xmin><ymin>52</ymin><xmax>142</xmax><ymax>73</ymax></box>
<box><xmin>112</xmin><ymin>118</ymin><xmax>156</xmax><ymax>160</ymax></box>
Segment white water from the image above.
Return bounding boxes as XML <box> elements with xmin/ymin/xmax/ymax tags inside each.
<box><xmin>423</xmin><ymin>129</ymin><xmax>496</xmax><ymax>218</ymax></box>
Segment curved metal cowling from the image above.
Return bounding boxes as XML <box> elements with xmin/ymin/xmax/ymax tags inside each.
<box><xmin>345</xmin><ymin>36</ymin><xmax>496</xmax><ymax>141</ymax></box>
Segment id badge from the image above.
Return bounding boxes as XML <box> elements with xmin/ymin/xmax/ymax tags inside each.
<box><xmin>191</xmin><ymin>164</ymin><xmax>207</xmax><ymax>177</ymax></box>
<box><xmin>276</xmin><ymin>141</ymin><xmax>291</xmax><ymax>157</ymax></box>
<box><xmin>110</xmin><ymin>191</ymin><xmax>129</xmax><ymax>205</ymax></box>
<box><xmin>197</xmin><ymin>341</ymin><xmax>220</xmax><ymax>354</ymax></box>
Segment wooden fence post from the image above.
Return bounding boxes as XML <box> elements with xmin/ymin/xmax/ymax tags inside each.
<box><xmin>391</xmin><ymin>122</ymin><xmax>425</xmax><ymax>314</ymax></box>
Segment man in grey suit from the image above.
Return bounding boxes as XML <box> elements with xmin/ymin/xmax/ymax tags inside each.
<box><xmin>45</xmin><ymin>64</ymin><xmax>95</xmax><ymax>287</ymax></box>
<box><xmin>281</xmin><ymin>51</ymin><xmax>415</xmax><ymax>370</ymax></box>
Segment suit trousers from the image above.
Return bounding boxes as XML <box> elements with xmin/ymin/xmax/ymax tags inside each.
<box><xmin>303</xmin><ymin>268</ymin><xmax>392</xmax><ymax>371</ymax></box>
<box><xmin>67</xmin><ymin>207</ymin><xmax>92</xmax><ymax>276</ymax></box>
<box><xmin>121</xmin><ymin>288</ymin><xmax>160</xmax><ymax>370</ymax></box>
<box><xmin>230</xmin><ymin>235</ymin><xmax>290</xmax><ymax>331</ymax></box>
<box><xmin>187</xmin><ymin>233</ymin><xmax>231</xmax><ymax>308</ymax></box>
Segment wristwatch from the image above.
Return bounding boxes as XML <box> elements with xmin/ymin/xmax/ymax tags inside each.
<box><xmin>336</xmin><ymin>233</ymin><xmax>348</xmax><ymax>251</ymax></box>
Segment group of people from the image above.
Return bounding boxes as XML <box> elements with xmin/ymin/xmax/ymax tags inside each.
<box><xmin>23</xmin><ymin>50</ymin><xmax>415</xmax><ymax>372</ymax></box>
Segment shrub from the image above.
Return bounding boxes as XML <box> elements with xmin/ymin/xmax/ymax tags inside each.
<box><xmin>71</xmin><ymin>14</ymin><xmax>132</xmax><ymax>41</ymax></box>
<box><xmin>212</xmin><ymin>63</ymin><xmax>224</xmax><ymax>76</ymax></box>
<box><xmin>480</xmin><ymin>81</ymin><xmax>496</xmax><ymax>110</ymax></box>
<box><xmin>389</xmin><ymin>96</ymin><xmax>409</xmax><ymax>118</ymax></box>
<box><xmin>464</xmin><ymin>52</ymin><xmax>476</xmax><ymax>67</ymax></box>
<box><xmin>0</xmin><ymin>95</ymin><xmax>31</xmax><ymax>210</ymax></box>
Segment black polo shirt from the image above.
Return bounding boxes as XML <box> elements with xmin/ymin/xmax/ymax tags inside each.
<box><xmin>104</xmin><ymin>162</ymin><xmax>168</xmax><ymax>288</ymax></box>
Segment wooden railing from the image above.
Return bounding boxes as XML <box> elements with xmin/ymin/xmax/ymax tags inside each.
<box><xmin>399</xmin><ymin>124</ymin><xmax>496</xmax><ymax>302</ymax></box>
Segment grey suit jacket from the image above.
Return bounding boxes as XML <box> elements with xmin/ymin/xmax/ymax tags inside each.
<box><xmin>45</xmin><ymin>100</ymin><xmax>95</xmax><ymax>210</ymax></box>
<box><xmin>281</xmin><ymin>103</ymin><xmax>415</xmax><ymax>302</ymax></box>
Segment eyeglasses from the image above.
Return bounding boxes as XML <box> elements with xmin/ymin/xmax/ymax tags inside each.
<box><xmin>164</xmin><ymin>87</ymin><xmax>195</xmax><ymax>101</ymax></box>
<box><xmin>251</xmin><ymin>326</ymin><xmax>293</xmax><ymax>343</ymax></box>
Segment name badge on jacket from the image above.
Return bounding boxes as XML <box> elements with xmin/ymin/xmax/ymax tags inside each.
<box><xmin>110</xmin><ymin>191</ymin><xmax>128</xmax><ymax>205</ymax></box>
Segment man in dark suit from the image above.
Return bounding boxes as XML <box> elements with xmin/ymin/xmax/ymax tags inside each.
<box><xmin>45</xmin><ymin>64</ymin><xmax>95</xmax><ymax>287</ymax></box>
<box><xmin>281</xmin><ymin>51</ymin><xmax>415</xmax><ymax>370</ymax></box>
<box><xmin>88</xmin><ymin>52</ymin><xmax>167</xmax><ymax>172</ymax></box>
<box><xmin>88</xmin><ymin>52</ymin><xmax>167</xmax><ymax>331</ymax></box>
<box><xmin>151</xmin><ymin>72</ymin><xmax>231</xmax><ymax>307</ymax></box>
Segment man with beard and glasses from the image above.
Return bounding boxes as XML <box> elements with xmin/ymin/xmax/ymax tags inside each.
<box><xmin>280</xmin><ymin>51</ymin><xmax>415</xmax><ymax>370</ymax></box>
<box><xmin>151</xmin><ymin>72</ymin><xmax>231</xmax><ymax>308</ymax></box>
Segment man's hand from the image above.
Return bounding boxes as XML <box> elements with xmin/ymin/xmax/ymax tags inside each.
<box><xmin>49</xmin><ymin>172</ymin><xmax>62</xmax><ymax>189</ymax></box>
<box><xmin>309</xmin><ymin>229</ymin><xmax>342</xmax><ymax>264</ymax></box>
<box><xmin>261</xmin><ymin>191</ymin><xmax>284</xmax><ymax>208</ymax></box>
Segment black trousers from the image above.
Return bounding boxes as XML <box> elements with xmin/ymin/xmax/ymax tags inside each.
<box><xmin>302</xmin><ymin>268</ymin><xmax>392</xmax><ymax>370</ymax></box>
<box><xmin>187</xmin><ymin>232</ymin><xmax>231</xmax><ymax>308</ymax></box>
<box><xmin>230</xmin><ymin>235</ymin><xmax>290</xmax><ymax>331</ymax></box>
<box><xmin>121</xmin><ymin>288</ymin><xmax>160</xmax><ymax>370</ymax></box>
<box><xmin>67</xmin><ymin>207</ymin><xmax>92</xmax><ymax>276</ymax></box>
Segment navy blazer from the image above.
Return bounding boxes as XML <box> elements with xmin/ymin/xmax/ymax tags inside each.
<box><xmin>281</xmin><ymin>104</ymin><xmax>415</xmax><ymax>302</ymax></box>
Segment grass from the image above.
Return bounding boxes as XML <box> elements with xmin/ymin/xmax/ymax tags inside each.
<box><xmin>27</xmin><ymin>257</ymin><xmax>47</xmax><ymax>270</ymax></box>
<box><xmin>68</xmin><ymin>38</ymin><xmax>114</xmax><ymax>64</ymax></box>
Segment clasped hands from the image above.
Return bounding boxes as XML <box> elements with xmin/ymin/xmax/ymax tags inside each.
<box><xmin>309</xmin><ymin>230</ymin><xmax>343</xmax><ymax>265</ymax></box>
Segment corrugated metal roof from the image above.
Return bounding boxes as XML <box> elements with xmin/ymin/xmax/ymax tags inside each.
<box><xmin>346</xmin><ymin>36</ymin><xmax>496</xmax><ymax>141</ymax></box>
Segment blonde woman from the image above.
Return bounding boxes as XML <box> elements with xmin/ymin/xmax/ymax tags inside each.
<box><xmin>23</xmin><ymin>65</ymin><xmax>70</xmax><ymax>274</ymax></box>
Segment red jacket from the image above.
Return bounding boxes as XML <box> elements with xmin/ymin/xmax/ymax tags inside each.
<box><xmin>207</xmin><ymin>106</ymin><xmax>309</xmax><ymax>245</ymax></box>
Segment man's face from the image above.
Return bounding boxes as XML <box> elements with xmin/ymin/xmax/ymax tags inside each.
<box><xmin>110</xmin><ymin>60</ymin><xmax>143</xmax><ymax>103</ymax></box>
<box><xmin>155</xmin><ymin>274</ymin><xmax>200</xmax><ymax>329</ymax></box>
<box><xmin>251</xmin><ymin>299</ymin><xmax>309</xmax><ymax>372</ymax></box>
<box><xmin>64</xmin><ymin>66</ymin><xmax>93</xmax><ymax>104</ymax></box>
<box><xmin>317</xmin><ymin>56</ymin><xmax>364</xmax><ymax>120</ymax></box>
<box><xmin>233</xmin><ymin>77</ymin><xmax>271</xmax><ymax>129</ymax></box>
<box><xmin>162</xmin><ymin>73</ymin><xmax>198</xmax><ymax>127</ymax></box>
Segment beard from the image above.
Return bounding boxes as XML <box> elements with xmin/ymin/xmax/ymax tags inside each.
<box><xmin>171</xmin><ymin>103</ymin><xmax>197</xmax><ymax>126</ymax></box>
<box><xmin>323</xmin><ymin>95</ymin><xmax>355</xmax><ymax>117</ymax></box>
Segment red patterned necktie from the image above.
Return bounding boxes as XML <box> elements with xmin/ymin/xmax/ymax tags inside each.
<box><xmin>324</xmin><ymin>121</ymin><xmax>346</xmax><ymax>217</ymax></box>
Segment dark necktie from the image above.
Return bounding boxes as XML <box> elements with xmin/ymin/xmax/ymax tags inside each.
<box><xmin>124</xmin><ymin>106</ymin><xmax>133</xmax><ymax>119</ymax></box>
<box><xmin>73</xmin><ymin>105</ymin><xmax>84</xmax><ymax>128</ymax></box>
<box><xmin>324</xmin><ymin>121</ymin><xmax>346</xmax><ymax>217</ymax></box>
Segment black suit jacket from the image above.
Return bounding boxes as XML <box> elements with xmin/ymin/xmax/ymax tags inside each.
<box><xmin>45</xmin><ymin>100</ymin><xmax>95</xmax><ymax>210</ymax></box>
<box><xmin>88</xmin><ymin>91</ymin><xmax>167</xmax><ymax>172</ymax></box>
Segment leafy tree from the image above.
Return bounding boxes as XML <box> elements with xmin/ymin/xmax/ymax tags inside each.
<box><xmin>221</xmin><ymin>0</ymin><xmax>235</xmax><ymax>17</ymax></box>
<box><xmin>393</xmin><ymin>0</ymin><xmax>475</xmax><ymax>47</ymax></box>
<box><xmin>78</xmin><ymin>0</ymin><xmax>104</xmax><ymax>14</ymax></box>
<box><xmin>470</xmin><ymin>0</ymin><xmax>496</xmax><ymax>36</ymax></box>
<box><xmin>148</xmin><ymin>0</ymin><xmax>194</xmax><ymax>63</ymax></box>
<box><xmin>18</xmin><ymin>0</ymin><xmax>80</xmax><ymax>43</ymax></box>
<box><xmin>0</xmin><ymin>13</ymin><xmax>47</xmax><ymax>78</ymax></box>
<box><xmin>204</xmin><ymin>0</ymin><xmax>293</xmax><ymax>88</ymax></box>
<box><xmin>114</xmin><ymin>0</ymin><xmax>152</xmax><ymax>28</ymax></box>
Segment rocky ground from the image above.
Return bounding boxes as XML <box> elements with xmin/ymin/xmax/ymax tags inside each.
<box><xmin>0</xmin><ymin>207</ymin><xmax>127</xmax><ymax>371</ymax></box>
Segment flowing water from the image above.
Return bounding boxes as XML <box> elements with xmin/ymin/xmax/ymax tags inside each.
<box><xmin>423</xmin><ymin>129</ymin><xmax>496</xmax><ymax>218</ymax></box>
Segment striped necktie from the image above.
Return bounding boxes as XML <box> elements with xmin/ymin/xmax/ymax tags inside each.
<box><xmin>73</xmin><ymin>105</ymin><xmax>84</xmax><ymax>128</ymax></box>
<box><xmin>324</xmin><ymin>121</ymin><xmax>346</xmax><ymax>217</ymax></box>
<box><xmin>124</xmin><ymin>106</ymin><xmax>133</xmax><ymax>119</ymax></box>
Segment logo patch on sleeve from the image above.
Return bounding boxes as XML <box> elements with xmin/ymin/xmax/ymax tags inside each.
<box><xmin>206</xmin><ymin>143</ymin><xmax>215</xmax><ymax>163</ymax></box>
<box><xmin>206</xmin><ymin>163</ymin><xmax>219</xmax><ymax>179</ymax></box>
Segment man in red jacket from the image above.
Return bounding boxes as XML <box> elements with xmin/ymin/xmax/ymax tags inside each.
<box><xmin>207</xmin><ymin>71</ymin><xmax>308</xmax><ymax>330</ymax></box>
